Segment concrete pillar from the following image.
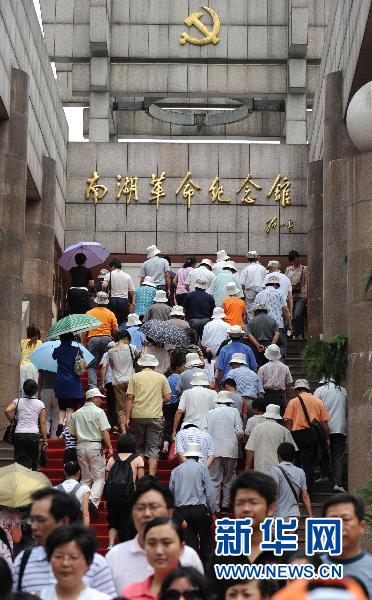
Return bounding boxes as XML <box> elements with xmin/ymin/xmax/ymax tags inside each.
<box><xmin>23</xmin><ymin>157</ymin><xmax>56</xmax><ymax>338</ymax></box>
<box><xmin>0</xmin><ymin>68</ymin><xmax>29</xmax><ymax>426</ymax></box>
<box><xmin>346</xmin><ymin>153</ymin><xmax>372</xmax><ymax>492</ymax></box>
<box><xmin>306</xmin><ymin>159</ymin><xmax>323</xmax><ymax>341</ymax></box>
<box><xmin>322</xmin><ymin>72</ymin><xmax>357</xmax><ymax>340</ymax></box>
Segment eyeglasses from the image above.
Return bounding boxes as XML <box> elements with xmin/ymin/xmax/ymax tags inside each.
<box><xmin>133</xmin><ymin>503</ymin><xmax>167</xmax><ymax>513</ymax></box>
<box><xmin>163</xmin><ymin>590</ymin><xmax>203</xmax><ymax>600</ymax></box>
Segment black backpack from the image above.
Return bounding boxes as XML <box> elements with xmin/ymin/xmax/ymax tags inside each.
<box><xmin>103</xmin><ymin>454</ymin><xmax>136</xmax><ymax>502</ymax></box>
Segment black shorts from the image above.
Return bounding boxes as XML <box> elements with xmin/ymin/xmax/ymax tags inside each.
<box><xmin>106</xmin><ymin>500</ymin><xmax>131</xmax><ymax>533</ymax></box>
<box><xmin>57</xmin><ymin>397</ymin><xmax>80</xmax><ymax>411</ymax></box>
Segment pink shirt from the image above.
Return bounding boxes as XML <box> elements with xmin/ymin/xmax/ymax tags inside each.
<box><xmin>258</xmin><ymin>360</ymin><xmax>293</xmax><ymax>390</ymax></box>
<box><xmin>121</xmin><ymin>576</ymin><xmax>156</xmax><ymax>600</ymax></box>
<box><xmin>176</xmin><ymin>267</ymin><xmax>193</xmax><ymax>294</ymax></box>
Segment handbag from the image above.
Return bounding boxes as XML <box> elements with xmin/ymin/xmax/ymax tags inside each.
<box><xmin>292</xmin><ymin>266</ymin><xmax>304</xmax><ymax>295</ymax></box>
<box><xmin>74</xmin><ymin>347</ymin><xmax>86</xmax><ymax>376</ymax></box>
<box><xmin>129</xmin><ymin>345</ymin><xmax>140</xmax><ymax>373</ymax></box>
<box><xmin>295</xmin><ymin>394</ymin><xmax>327</xmax><ymax>449</ymax></box>
<box><xmin>3</xmin><ymin>398</ymin><xmax>20</xmax><ymax>445</ymax></box>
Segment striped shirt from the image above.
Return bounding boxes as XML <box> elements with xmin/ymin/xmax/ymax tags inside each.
<box><xmin>175</xmin><ymin>427</ymin><xmax>214</xmax><ymax>466</ymax></box>
<box><xmin>62</xmin><ymin>426</ymin><xmax>77</xmax><ymax>449</ymax></box>
<box><xmin>225</xmin><ymin>366</ymin><xmax>264</xmax><ymax>398</ymax></box>
<box><xmin>12</xmin><ymin>546</ymin><xmax>116</xmax><ymax>596</ymax></box>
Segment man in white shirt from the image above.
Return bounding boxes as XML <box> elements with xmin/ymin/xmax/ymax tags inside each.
<box><xmin>186</xmin><ymin>258</ymin><xmax>215</xmax><ymax>292</ymax></box>
<box><xmin>314</xmin><ymin>378</ymin><xmax>347</xmax><ymax>492</ymax></box>
<box><xmin>102</xmin><ymin>258</ymin><xmax>135</xmax><ymax>325</ymax></box>
<box><xmin>139</xmin><ymin>244</ymin><xmax>171</xmax><ymax>293</ymax></box>
<box><xmin>172</xmin><ymin>371</ymin><xmax>218</xmax><ymax>437</ymax></box>
<box><xmin>201</xmin><ymin>307</ymin><xmax>230</xmax><ymax>356</ymax></box>
<box><xmin>175</xmin><ymin>423</ymin><xmax>215</xmax><ymax>467</ymax></box>
<box><xmin>263</xmin><ymin>260</ymin><xmax>293</xmax><ymax>314</ymax></box>
<box><xmin>240</xmin><ymin>251</ymin><xmax>267</xmax><ymax>319</ymax></box>
<box><xmin>106</xmin><ymin>478</ymin><xmax>204</xmax><ymax>593</ymax></box>
<box><xmin>212</xmin><ymin>249</ymin><xmax>230</xmax><ymax>275</ymax></box>
<box><xmin>204</xmin><ymin>391</ymin><xmax>243</xmax><ymax>512</ymax></box>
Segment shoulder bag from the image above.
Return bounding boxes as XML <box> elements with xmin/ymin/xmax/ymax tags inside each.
<box><xmin>3</xmin><ymin>398</ymin><xmax>20</xmax><ymax>445</ymax></box>
<box><xmin>297</xmin><ymin>394</ymin><xmax>327</xmax><ymax>448</ymax></box>
<box><xmin>278</xmin><ymin>465</ymin><xmax>299</xmax><ymax>503</ymax></box>
<box><xmin>74</xmin><ymin>347</ymin><xmax>86</xmax><ymax>376</ymax></box>
<box><xmin>292</xmin><ymin>266</ymin><xmax>304</xmax><ymax>295</ymax></box>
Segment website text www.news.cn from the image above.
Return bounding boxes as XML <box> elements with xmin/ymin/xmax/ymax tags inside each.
<box><xmin>214</xmin><ymin>562</ymin><xmax>343</xmax><ymax>581</ymax></box>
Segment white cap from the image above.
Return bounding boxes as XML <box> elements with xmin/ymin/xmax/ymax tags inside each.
<box><xmin>216</xmin><ymin>250</ymin><xmax>230</xmax><ymax>262</ymax></box>
<box><xmin>226</xmin><ymin>281</ymin><xmax>240</xmax><ymax>296</ymax></box>
<box><xmin>200</xmin><ymin>258</ymin><xmax>213</xmax><ymax>268</ymax></box>
<box><xmin>142</xmin><ymin>276</ymin><xmax>156</xmax><ymax>287</ymax></box>
<box><xmin>185</xmin><ymin>352</ymin><xmax>204</xmax><ymax>368</ymax></box>
<box><xmin>183</xmin><ymin>443</ymin><xmax>203</xmax><ymax>458</ymax></box>
<box><xmin>262</xmin><ymin>404</ymin><xmax>282</xmax><ymax>420</ymax></box>
<box><xmin>229</xmin><ymin>352</ymin><xmax>247</xmax><ymax>365</ymax></box>
<box><xmin>294</xmin><ymin>378</ymin><xmax>311</xmax><ymax>391</ymax></box>
<box><xmin>153</xmin><ymin>290</ymin><xmax>168</xmax><ymax>303</ymax></box>
<box><xmin>212</xmin><ymin>307</ymin><xmax>226</xmax><ymax>319</ymax></box>
<box><xmin>216</xmin><ymin>391</ymin><xmax>234</xmax><ymax>404</ymax></box>
<box><xmin>86</xmin><ymin>387</ymin><xmax>105</xmax><ymax>400</ymax></box>
<box><xmin>264</xmin><ymin>344</ymin><xmax>281</xmax><ymax>361</ymax></box>
<box><xmin>228</xmin><ymin>325</ymin><xmax>245</xmax><ymax>337</ymax></box>
<box><xmin>267</xmin><ymin>260</ymin><xmax>280</xmax><ymax>269</ymax></box>
<box><xmin>170</xmin><ymin>305</ymin><xmax>185</xmax><ymax>317</ymax></box>
<box><xmin>224</xmin><ymin>260</ymin><xmax>237</xmax><ymax>272</ymax></box>
<box><xmin>190</xmin><ymin>371</ymin><xmax>210</xmax><ymax>386</ymax></box>
<box><xmin>266</xmin><ymin>275</ymin><xmax>280</xmax><ymax>285</ymax></box>
<box><xmin>247</xmin><ymin>250</ymin><xmax>259</xmax><ymax>259</ymax></box>
<box><xmin>137</xmin><ymin>353</ymin><xmax>159</xmax><ymax>367</ymax></box>
<box><xmin>147</xmin><ymin>244</ymin><xmax>161</xmax><ymax>258</ymax></box>
<box><xmin>127</xmin><ymin>313</ymin><xmax>142</xmax><ymax>327</ymax></box>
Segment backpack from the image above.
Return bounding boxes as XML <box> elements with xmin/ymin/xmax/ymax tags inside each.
<box><xmin>103</xmin><ymin>454</ymin><xmax>137</xmax><ymax>502</ymax></box>
<box><xmin>56</xmin><ymin>481</ymin><xmax>82</xmax><ymax>496</ymax></box>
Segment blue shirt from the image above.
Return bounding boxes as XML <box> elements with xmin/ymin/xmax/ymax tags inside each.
<box><xmin>126</xmin><ymin>325</ymin><xmax>147</xmax><ymax>351</ymax></box>
<box><xmin>52</xmin><ymin>343</ymin><xmax>83</xmax><ymax>399</ymax></box>
<box><xmin>225</xmin><ymin>366</ymin><xmax>264</xmax><ymax>398</ymax></box>
<box><xmin>183</xmin><ymin>289</ymin><xmax>215</xmax><ymax>320</ymax></box>
<box><xmin>217</xmin><ymin>340</ymin><xmax>258</xmax><ymax>378</ymax></box>
<box><xmin>169</xmin><ymin>458</ymin><xmax>217</xmax><ymax>512</ymax></box>
<box><xmin>167</xmin><ymin>373</ymin><xmax>181</xmax><ymax>404</ymax></box>
<box><xmin>209</xmin><ymin>272</ymin><xmax>244</xmax><ymax>307</ymax></box>
<box><xmin>135</xmin><ymin>285</ymin><xmax>156</xmax><ymax>317</ymax></box>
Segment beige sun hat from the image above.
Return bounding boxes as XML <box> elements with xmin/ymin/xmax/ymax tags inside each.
<box><xmin>142</xmin><ymin>276</ymin><xmax>156</xmax><ymax>287</ymax></box>
<box><xmin>200</xmin><ymin>258</ymin><xmax>213</xmax><ymax>268</ymax></box>
<box><xmin>170</xmin><ymin>305</ymin><xmax>185</xmax><ymax>317</ymax></box>
<box><xmin>216</xmin><ymin>250</ymin><xmax>230</xmax><ymax>262</ymax></box>
<box><xmin>86</xmin><ymin>387</ymin><xmax>105</xmax><ymax>400</ymax></box>
<box><xmin>212</xmin><ymin>307</ymin><xmax>226</xmax><ymax>319</ymax></box>
<box><xmin>153</xmin><ymin>290</ymin><xmax>168</xmax><ymax>303</ymax></box>
<box><xmin>254</xmin><ymin>303</ymin><xmax>268</xmax><ymax>311</ymax></box>
<box><xmin>195</xmin><ymin>279</ymin><xmax>208</xmax><ymax>289</ymax></box>
<box><xmin>247</xmin><ymin>250</ymin><xmax>259</xmax><ymax>259</ymax></box>
<box><xmin>262</xmin><ymin>404</ymin><xmax>282</xmax><ymax>420</ymax></box>
<box><xmin>226</xmin><ymin>281</ymin><xmax>240</xmax><ymax>296</ymax></box>
<box><xmin>267</xmin><ymin>260</ymin><xmax>280</xmax><ymax>269</ymax></box>
<box><xmin>137</xmin><ymin>353</ymin><xmax>159</xmax><ymax>368</ymax></box>
<box><xmin>98</xmin><ymin>268</ymin><xmax>109</xmax><ymax>279</ymax></box>
<box><xmin>216</xmin><ymin>391</ymin><xmax>234</xmax><ymax>404</ymax></box>
<box><xmin>228</xmin><ymin>325</ymin><xmax>245</xmax><ymax>337</ymax></box>
<box><xmin>266</xmin><ymin>275</ymin><xmax>280</xmax><ymax>285</ymax></box>
<box><xmin>147</xmin><ymin>244</ymin><xmax>161</xmax><ymax>258</ymax></box>
<box><xmin>264</xmin><ymin>344</ymin><xmax>281</xmax><ymax>361</ymax></box>
<box><xmin>229</xmin><ymin>352</ymin><xmax>247</xmax><ymax>365</ymax></box>
<box><xmin>94</xmin><ymin>291</ymin><xmax>110</xmax><ymax>305</ymax></box>
<box><xmin>190</xmin><ymin>371</ymin><xmax>210</xmax><ymax>386</ymax></box>
<box><xmin>127</xmin><ymin>313</ymin><xmax>142</xmax><ymax>327</ymax></box>
<box><xmin>183</xmin><ymin>442</ymin><xmax>203</xmax><ymax>458</ymax></box>
<box><xmin>294</xmin><ymin>378</ymin><xmax>311</xmax><ymax>391</ymax></box>
<box><xmin>185</xmin><ymin>352</ymin><xmax>204</xmax><ymax>368</ymax></box>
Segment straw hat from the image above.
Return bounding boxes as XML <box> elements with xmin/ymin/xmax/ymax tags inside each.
<box><xmin>142</xmin><ymin>276</ymin><xmax>156</xmax><ymax>287</ymax></box>
<box><xmin>266</xmin><ymin>275</ymin><xmax>280</xmax><ymax>285</ymax></box>
<box><xmin>94</xmin><ymin>291</ymin><xmax>109</xmax><ymax>305</ymax></box>
<box><xmin>229</xmin><ymin>352</ymin><xmax>247</xmax><ymax>365</ymax></box>
<box><xmin>247</xmin><ymin>250</ymin><xmax>259</xmax><ymax>259</ymax></box>
<box><xmin>228</xmin><ymin>325</ymin><xmax>245</xmax><ymax>337</ymax></box>
<box><xmin>262</xmin><ymin>404</ymin><xmax>282</xmax><ymax>420</ymax></box>
<box><xmin>190</xmin><ymin>371</ymin><xmax>210</xmax><ymax>386</ymax></box>
<box><xmin>127</xmin><ymin>313</ymin><xmax>142</xmax><ymax>327</ymax></box>
<box><xmin>147</xmin><ymin>245</ymin><xmax>161</xmax><ymax>258</ymax></box>
<box><xmin>137</xmin><ymin>353</ymin><xmax>159</xmax><ymax>368</ymax></box>
<box><xmin>153</xmin><ymin>290</ymin><xmax>168</xmax><ymax>303</ymax></box>
<box><xmin>264</xmin><ymin>344</ymin><xmax>281</xmax><ymax>361</ymax></box>
<box><xmin>212</xmin><ymin>307</ymin><xmax>226</xmax><ymax>319</ymax></box>
<box><xmin>200</xmin><ymin>258</ymin><xmax>213</xmax><ymax>268</ymax></box>
<box><xmin>170</xmin><ymin>306</ymin><xmax>185</xmax><ymax>317</ymax></box>
<box><xmin>294</xmin><ymin>379</ymin><xmax>311</xmax><ymax>391</ymax></box>
<box><xmin>216</xmin><ymin>250</ymin><xmax>230</xmax><ymax>262</ymax></box>
<box><xmin>216</xmin><ymin>391</ymin><xmax>234</xmax><ymax>404</ymax></box>
<box><xmin>226</xmin><ymin>282</ymin><xmax>240</xmax><ymax>296</ymax></box>
<box><xmin>86</xmin><ymin>388</ymin><xmax>105</xmax><ymax>400</ymax></box>
<box><xmin>185</xmin><ymin>352</ymin><xmax>204</xmax><ymax>368</ymax></box>
<box><xmin>183</xmin><ymin>443</ymin><xmax>203</xmax><ymax>458</ymax></box>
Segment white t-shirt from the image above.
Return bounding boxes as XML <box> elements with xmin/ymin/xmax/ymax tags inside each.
<box><xmin>13</xmin><ymin>397</ymin><xmax>45</xmax><ymax>434</ymax></box>
<box><xmin>40</xmin><ymin>585</ymin><xmax>110</xmax><ymax>600</ymax></box>
<box><xmin>201</xmin><ymin>319</ymin><xmax>230</xmax><ymax>356</ymax></box>
<box><xmin>240</xmin><ymin>262</ymin><xmax>267</xmax><ymax>291</ymax></box>
<box><xmin>314</xmin><ymin>383</ymin><xmax>347</xmax><ymax>435</ymax></box>
<box><xmin>103</xmin><ymin>269</ymin><xmax>135</xmax><ymax>298</ymax></box>
<box><xmin>178</xmin><ymin>387</ymin><xmax>218</xmax><ymax>428</ymax></box>
<box><xmin>54</xmin><ymin>479</ymin><xmax>91</xmax><ymax>506</ymax></box>
<box><xmin>108</xmin><ymin>344</ymin><xmax>137</xmax><ymax>384</ymax></box>
<box><xmin>263</xmin><ymin>271</ymin><xmax>292</xmax><ymax>301</ymax></box>
<box><xmin>186</xmin><ymin>266</ymin><xmax>215</xmax><ymax>292</ymax></box>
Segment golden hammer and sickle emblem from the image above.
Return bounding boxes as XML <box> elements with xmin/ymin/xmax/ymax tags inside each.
<box><xmin>179</xmin><ymin>6</ymin><xmax>221</xmax><ymax>46</ymax></box>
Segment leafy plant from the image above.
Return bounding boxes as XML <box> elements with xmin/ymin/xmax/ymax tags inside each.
<box><xmin>364</xmin><ymin>388</ymin><xmax>372</xmax><ymax>403</ymax></box>
<box><xmin>301</xmin><ymin>334</ymin><xmax>348</xmax><ymax>385</ymax></box>
<box><xmin>365</xmin><ymin>267</ymin><xmax>372</xmax><ymax>296</ymax></box>
<box><xmin>357</xmin><ymin>482</ymin><xmax>372</xmax><ymax>535</ymax></box>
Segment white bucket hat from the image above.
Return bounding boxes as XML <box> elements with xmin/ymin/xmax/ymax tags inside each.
<box><xmin>190</xmin><ymin>371</ymin><xmax>210</xmax><ymax>386</ymax></box>
<box><xmin>170</xmin><ymin>305</ymin><xmax>185</xmax><ymax>317</ymax></box>
<box><xmin>153</xmin><ymin>290</ymin><xmax>168</xmax><ymax>303</ymax></box>
<box><xmin>216</xmin><ymin>391</ymin><xmax>234</xmax><ymax>404</ymax></box>
<box><xmin>142</xmin><ymin>276</ymin><xmax>156</xmax><ymax>287</ymax></box>
<box><xmin>185</xmin><ymin>352</ymin><xmax>204</xmax><ymax>368</ymax></box>
<box><xmin>107</xmin><ymin>341</ymin><xmax>116</xmax><ymax>349</ymax></box>
<box><xmin>266</xmin><ymin>275</ymin><xmax>280</xmax><ymax>285</ymax></box>
<box><xmin>294</xmin><ymin>378</ymin><xmax>311</xmax><ymax>391</ymax></box>
<box><xmin>264</xmin><ymin>344</ymin><xmax>281</xmax><ymax>361</ymax></box>
<box><xmin>200</xmin><ymin>258</ymin><xmax>213</xmax><ymax>268</ymax></box>
<box><xmin>183</xmin><ymin>442</ymin><xmax>203</xmax><ymax>458</ymax></box>
<box><xmin>147</xmin><ymin>244</ymin><xmax>161</xmax><ymax>258</ymax></box>
<box><xmin>229</xmin><ymin>352</ymin><xmax>247</xmax><ymax>365</ymax></box>
<box><xmin>195</xmin><ymin>279</ymin><xmax>208</xmax><ymax>289</ymax></box>
<box><xmin>247</xmin><ymin>250</ymin><xmax>259</xmax><ymax>259</ymax></box>
<box><xmin>224</xmin><ymin>260</ymin><xmax>237</xmax><ymax>272</ymax></box>
<box><xmin>262</xmin><ymin>404</ymin><xmax>282</xmax><ymax>420</ymax></box>
<box><xmin>98</xmin><ymin>268</ymin><xmax>109</xmax><ymax>279</ymax></box>
<box><xmin>254</xmin><ymin>303</ymin><xmax>268</xmax><ymax>312</ymax></box>
<box><xmin>127</xmin><ymin>313</ymin><xmax>142</xmax><ymax>327</ymax></box>
<box><xmin>229</xmin><ymin>325</ymin><xmax>245</xmax><ymax>337</ymax></box>
<box><xmin>137</xmin><ymin>353</ymin><xmax>159</xmax><ymax>368</ymax></box>
<box><xmin>94</xmin><ymin>291</ymin><xmax>110</xmax><ymax>305</ymax></box>
<box><xmin>86</xmin><ymin>387</ymin><xmax>105</xmax><ymax>400</ymax></box>
<box><xmin>267</xmin><ymin>260</ymin><xmax>280</xmax><ymax>269</ymax></box>
<box><xmin>216</xmin><ymin>250</ymin><xmax>230</xmax><ymax>262</ymax></box>
<box><xmin>226</xmin><ymin>281</ymin><xmax>240</xmax><ymax>296</ymax></box>
<box><xmin>212</xmin><ymin>307</ymin><xmax>226</xmax><ymax>319</ymax></box>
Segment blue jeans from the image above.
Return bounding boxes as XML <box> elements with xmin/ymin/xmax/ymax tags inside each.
<box><xmin>88</xmin><ymin>335</ymin><xmax>111</xmax><ymax>387</ymax></box>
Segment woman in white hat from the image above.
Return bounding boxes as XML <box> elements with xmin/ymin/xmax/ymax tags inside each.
<box><xmin>126</xmin><ymin>313</ymin><xmax>147</xmax><ymax>351</ymax></box>
<box><xmin>134</xmin><ymin>275</ymin><xmax>157</xmax><ymax>319</ymax></box>
<box><xmin>169</xmin><ymin>305</ymin><xmax>190</xmax><ymax>330</ymax></box>
<box><xmin>258</xmin><ymin>344</ymin><xmax>293</xmax><ymax>415</ymax></box>
<box><xmin>222</xmin><ymin>282</ymin><xmax>247</xmax><ymax>327</ymax></box>
<box><xmin>143</xmin><ymin>289</ymin><xmax>171</xmax><ymax>322</ymax></box>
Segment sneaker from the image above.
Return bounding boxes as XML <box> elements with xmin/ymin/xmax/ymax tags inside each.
<box><xmin>333</xmin><ymin>484</ymin><xmax>346</xmax><ymax>493</ymax></box>
<box><xmin>315</xmin><ymin>476</ymin><xmax>329</xmax><ymax>484</ymax></box>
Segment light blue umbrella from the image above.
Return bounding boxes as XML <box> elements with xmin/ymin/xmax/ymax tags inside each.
<box><xmin>28</xmin><ymin>341</ymin><xmax>95</xmax><ymax>372</ymax></box>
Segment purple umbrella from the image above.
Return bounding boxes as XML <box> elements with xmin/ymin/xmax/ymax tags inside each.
<box><xmin>59</xmin><ymin>242</ymin><xmax>110</xmax><ymax>270</ymax></box>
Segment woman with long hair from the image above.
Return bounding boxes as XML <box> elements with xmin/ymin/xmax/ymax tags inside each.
<box><xmin>19</xmin><ymin>324</ymin><xmax>42</xmax><ymax>394</ymax></box>
<box><xmin>174</xmin><ymin>257</ymin><xmax>197</xmax><ymax>307</ymax></box>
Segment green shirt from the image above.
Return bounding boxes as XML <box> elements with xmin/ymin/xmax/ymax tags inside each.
<box><xmin>69</xmin><ymin>402</ymin><xmax>110</xmax><ymax>442</ymax></box>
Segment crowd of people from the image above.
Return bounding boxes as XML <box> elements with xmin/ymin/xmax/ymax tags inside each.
<box><xmin>2</xmin><ymin>245</ymin><xmax>370</xmax><ymax>600</ymax></box>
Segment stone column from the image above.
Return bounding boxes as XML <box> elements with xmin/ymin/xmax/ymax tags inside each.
<box><xmin>347</xmin><ymin>152</ymin><xmax>372</xmax><ymax>492</ymax></box>
<box><xmin>23</xmin><ymin>156</ymin><xmax>56</xmax><ymax>338</ymax></box>
<box><xmin>0</xmin><ymin>68</ymin><xmax>29</xmax><ymax>425</ymax></box>
<box><xmin>322</xmin><ymin>71</ymin><xmax>357</xmax><ymax>340</ymax></box>
<box><xmin>306</xmin><ymin>159</ymin><xmax>323</xmax><ymax>341</ymax></box>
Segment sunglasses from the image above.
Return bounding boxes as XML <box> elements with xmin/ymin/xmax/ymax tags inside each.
<box><xmin>163</xmin><ymin>590</ymin><xmax>204</xmax><ymax>600</ymax></box>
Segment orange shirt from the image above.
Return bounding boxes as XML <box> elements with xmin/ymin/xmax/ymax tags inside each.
<box><xmin>222</xmin><ymin>296</ymin><xmax>246</xmax><ymax>326</ymax></box>
<box><xmin>284</xmin><ymin>392</ymin><xmax>330</xmax><ymax>431</ymax></box>
<box><xmin>86</xmin><ymin>306</ymin><xmax>118</xmax><ymax>338</ymax></box>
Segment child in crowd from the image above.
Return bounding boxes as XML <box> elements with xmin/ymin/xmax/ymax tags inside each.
<box><xmin>60</xmin><ymin>423</ymin><xmax>77</xmax><ymax>463</ymax></box>
<box><xmin>163</xmin><ymin>350</ymin><xmax>186</xmax><ymax>455</ymax></box>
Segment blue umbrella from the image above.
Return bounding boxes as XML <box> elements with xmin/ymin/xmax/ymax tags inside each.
<box><xmin>28</xmin><ymin>341</ymin><xmax>95</xmax><ymax>372</ymax></box>
<box><xmin>58</xmin><ymin>241</ymin><xmax>110</xmax><ymax>270</ymax></box>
